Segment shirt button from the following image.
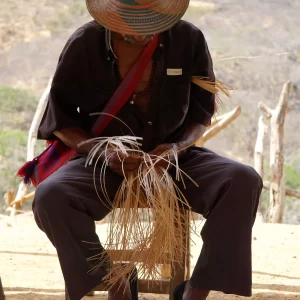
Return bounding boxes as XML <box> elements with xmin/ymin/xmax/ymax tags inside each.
<box><xmin>148</xmin><ymin>121</ymin><xmax>153</xmax><ymax>126</ymax></box>
<box><xmin>130</xmin><ymin>100</ymin><xmax>135</xmax><ymax>105</ymax></box>
<box><xmin>159</xmin><ymin>44</ymin><xmax>164</xmax><ymax>48</ymax></box>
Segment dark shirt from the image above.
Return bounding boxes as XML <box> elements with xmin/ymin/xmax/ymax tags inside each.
<box><xmin>38</xmin><ymin>20</ymin><xmax>215</xmax><ymax>151</ymax></box>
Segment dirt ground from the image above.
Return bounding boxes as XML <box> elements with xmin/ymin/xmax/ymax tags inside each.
<box><xmin>0</xmin><ymin>213</ymin><xmax>299</xmax><ymax>300</ymax></box>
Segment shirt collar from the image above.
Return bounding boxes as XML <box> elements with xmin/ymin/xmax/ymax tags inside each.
<box><xmin>105</xmin><ymin>29</ymin><xmax>166</xmax><ymax>61</ymax></box>
<box><xmin>105</xmin><ymin>29</ymin><xmax>110</xmax><ymax>54</ymax></box>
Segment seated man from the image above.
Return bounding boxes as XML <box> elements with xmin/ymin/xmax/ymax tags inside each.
<box><xmin>32</xmin><ymin>0</ymin><xmax>263</xmax><ymax>299</ymax></box>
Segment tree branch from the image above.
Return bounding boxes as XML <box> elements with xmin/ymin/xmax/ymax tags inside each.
<box><xmin>263</xmin><ymin>181</ymin><xmax>300</xmax><ymax>199</ymax></box>
<box><xmin>258</xmin><ymin>102</ymin><xmax>273</xmax><ymax>120</ymax></box>
<box><xmin>196</xmin><ymin>106</ymin><xmax>242</xmax><ymax>146</ymax></box>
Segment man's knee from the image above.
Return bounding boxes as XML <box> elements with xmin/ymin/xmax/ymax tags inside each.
<box><xmin>33</xmin><ymin>179</ymin><xmax>66</xmax><ymax>214</ymax></box>
<box><xmin>227</xmin><ymin>162</ymin><xmax>263</xmax><ymax>190</ymax></box>
<box><xmin>222</xmin><ymin>162</ymin><xmax>263</xmax><ymax>219</ymax></box>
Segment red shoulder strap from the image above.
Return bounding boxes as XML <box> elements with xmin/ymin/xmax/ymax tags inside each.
<box><xmin>91</xmin><ymin>35</ymin><xmax>159</xmax><ymax>137</ymax></box>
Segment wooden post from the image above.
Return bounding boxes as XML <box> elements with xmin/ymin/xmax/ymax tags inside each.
<box><xmin>4</xmin><ymin>189</ymin><xmax>15</xmax><ymax>207</ymax></box>
<box><xmin>27</xmin><ymin>78</ymin><xmax>52</xmax><ymax>161</ymax></box>
<box><xmin>5</xmin><ymin>189</ymin><xmax>21</xmax><ymax>216</ymax></box>
<box><xmin>0</xmin><ymin>276</ymin><xmax>5</xmax><ymax>300</ymax></box>
<box><xmin>259</xmin><ymin>81</ymin><xmax>291</xmax><ymax>223</ymax></box>
<box><xmin>11</xmin><ymin>78</ymin><xmax>52</xmax><ymax>216</ymax></box>
<box><xmin>254</xmin><ymin>116</ymin><xmax>268</xmax><ymax>217</ymax></box>
<box><xmin>9</xmin><ymin>183</ymin><xmax>28</xmax><ymax>216</ymax></box>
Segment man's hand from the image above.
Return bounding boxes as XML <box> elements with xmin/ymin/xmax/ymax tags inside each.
<box><xmin>105</xmin><ymin>148</ymin><xmax>143</xmax><ymax>176</ymax></box>
<box><xmin>148</xmin><ymin>122</ymin><xmax>208</xmax><ymax>170</ymax></box>
<box><xmin>148</xmin><ymin>143</ymin><xmax>179</xmax><ymax>169</ymax></box>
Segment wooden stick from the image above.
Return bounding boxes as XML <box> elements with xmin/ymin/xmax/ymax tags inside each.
<box><xmin>196</xmin><ymin>105</ymin><xmax>241</xmax><ymax>146</ymax></box>
<box><xmin>254</xmin><ymin>116</ymin><xmax>268</xmax><ymax>216</ymax></box>
<box><xmin>263</xmin><ymin>181</ymin><xmax>300</xmax><ymax>199</ymax></box>
<box><xmin>10</xmin><ymin>191</ymin><xmax>35</xmax><ymax>206</ymax></box>
<box><xmin>9</xmin><ymin>182</ymin><xmax>28</xmax><ymax>216</ymax></box>
<box><xmin>254</xmin><ymin>116</ymin><xmax>268</xmax><ymax>175</ymax></box>
<box><xmin>262</xmin><ymin>81</ymin><xmax>291</xmax><ymax>223</ymax></box>
<box><xmin>27</xmin><ymin>77</ymin><xmax>52</xmax><ymax>161</ymax></box>
<box><xmin>12</xmin><ymin>77</ymin><xmax>52</xmax><ymax>216</ymax></box>
<box><xmin>4</xmin><ymin>189</ymin><xmax>15</xmax><ymax>207</ymax></box>
<box><xmin>210</xmin><ymin>110</ymin><xmax>234</xmax><ymax>127</ymax></box>
<box><xmin>258</xmin><ymin>102</ymin><xmax>273</xmax><ymax>120</ymax></box>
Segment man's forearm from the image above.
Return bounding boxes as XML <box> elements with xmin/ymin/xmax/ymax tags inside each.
<box><xmin>54</xmin><ymin>127</ymin><xmax>95</xmax><ymax>154</ymax></box>
<box><xmin>176</xmin><ymin>121</ymin><xmax>207</xmax><ymax>150</ymax></box>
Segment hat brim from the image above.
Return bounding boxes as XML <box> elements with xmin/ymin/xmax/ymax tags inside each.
<box><xmin>86</xmin><ymin>0</ymin><xmax>190</xmax><ymax>36</ymax></box>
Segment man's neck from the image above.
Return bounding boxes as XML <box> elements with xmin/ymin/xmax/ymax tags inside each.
<box><xmin>111</xmin><ymin>32</ymin><xmax>149</xmax><ymax>48</ymax></box>
<box><xmin>111</xmin><ymin>32</ymin><xmax>146</xmax><ymax>61</ymax></box>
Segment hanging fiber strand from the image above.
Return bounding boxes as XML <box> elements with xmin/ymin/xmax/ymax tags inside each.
<box><xmin>192</xmin><ymin>76</ymin><xmax>232</xmax><ymax>112</ymax></box>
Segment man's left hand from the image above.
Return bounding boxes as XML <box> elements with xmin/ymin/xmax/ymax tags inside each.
<box><xmin>148</xmin><ymin>143</ymin><xmax>179</xmax><ymax>169</ymax></box>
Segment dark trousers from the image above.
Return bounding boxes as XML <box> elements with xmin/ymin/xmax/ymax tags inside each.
<box><xmin>32</xmin><ymin>147</ymin><xmax>262</xmax><ymax>300</ymax></box>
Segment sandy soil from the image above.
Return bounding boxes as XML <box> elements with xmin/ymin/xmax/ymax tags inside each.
<box><xmin>0</xmin><ymin>213</ymin><xmax>300</xmax><ymax>300</ymax></box>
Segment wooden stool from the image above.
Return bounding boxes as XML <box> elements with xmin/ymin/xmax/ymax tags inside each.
<box><xmin>0</xmin><ymin>277</ymin><xmax>5</xmax><ymax>300</ymax></box>
<box><xmin>65</xmin><ymin>209</ymin><xmax>190</xmax><ymax>300</ymax></box>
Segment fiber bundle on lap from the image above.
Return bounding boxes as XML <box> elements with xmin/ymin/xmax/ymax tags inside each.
<box><xmin>80</xmin><ymin>135</ymin><xmax>197</xmax><ymax>288</ymax></box>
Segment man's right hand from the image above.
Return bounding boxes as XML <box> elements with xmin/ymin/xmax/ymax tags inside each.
<box><xmin>105</xmin><ymin>148</ymin><xmax>143</xmax><ymax>176</ymax></box>
<box><xmin>54</xmin><ymin>127</ymin><xmax>143</xmax><ymax>176</ymax></box>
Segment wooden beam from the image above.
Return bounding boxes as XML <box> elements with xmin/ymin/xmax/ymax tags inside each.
<box><xmin>92</xmin><ymin>279</ymin><xmax>170</xmax><ymax>294</ymax></box>
<box><xmin>108</xmin><ymin>250</ymin><xmax>170</xmax><ymax>263</ymax></box>
<box><xmin>263</xmin><ymin>181</ymin><xmax>300</xmax><ymax>199</ymax></box>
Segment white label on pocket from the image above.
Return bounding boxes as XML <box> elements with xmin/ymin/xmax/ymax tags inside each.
<box><xmin>167</xmin><ymin>68</ymin><xmax>183</xmax><ymax>76</ymax></box>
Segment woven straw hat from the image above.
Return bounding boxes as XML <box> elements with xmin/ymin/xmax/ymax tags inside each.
<box><xmin>86</xmin><ymin>0</ymin><xmax>190</xmax><ymax>36</ymax></box>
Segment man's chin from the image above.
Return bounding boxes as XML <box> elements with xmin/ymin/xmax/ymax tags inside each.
<box><xmin>123</xmin><ymin>35</ymin><xmax>153</xmax><ymax>45</ymax></box>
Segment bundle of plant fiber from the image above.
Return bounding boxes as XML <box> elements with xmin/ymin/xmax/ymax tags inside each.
<box><xmin>192</xmin><ymin>76</ymin><xmax>232</xmax><ymax>112</ymax></box>
<box><xmin>79</xmin><ymin>134</ymin><xmax>197</xmax><ymax>290</ymax></box>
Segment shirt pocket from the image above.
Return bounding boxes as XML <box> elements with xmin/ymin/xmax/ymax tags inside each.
<box><xmin>163</xmin><ymin>75</ymin><xmax>191</xmax><ymax>112</ymax></box>
<box><xmin>158</xmin><ymin>76</ymin><xmax>191</xmax><ymax>132</ymax></box>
